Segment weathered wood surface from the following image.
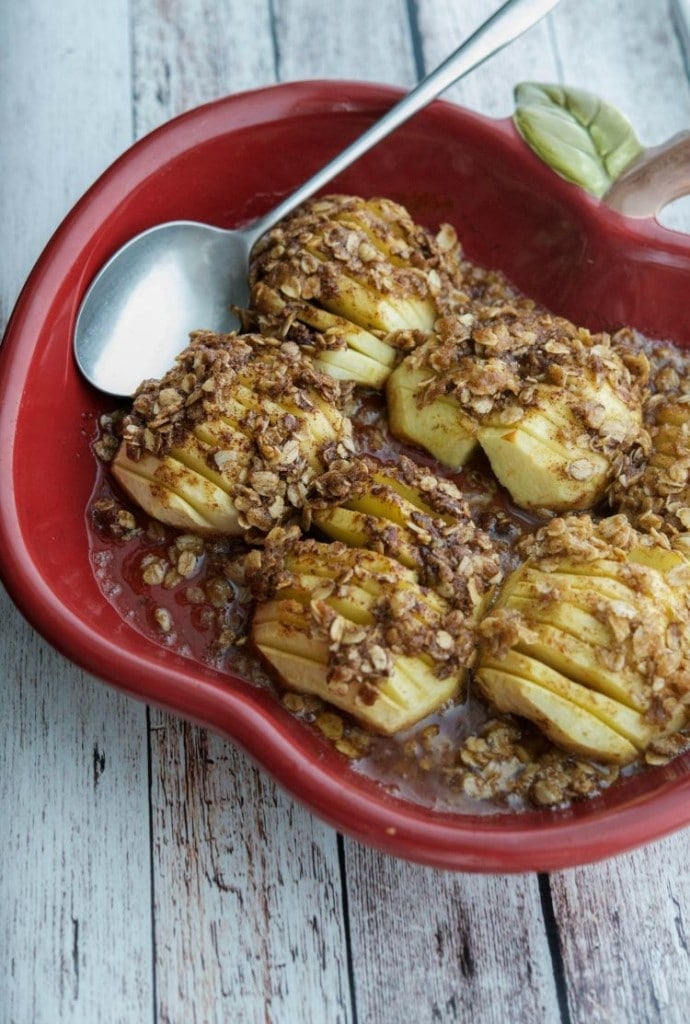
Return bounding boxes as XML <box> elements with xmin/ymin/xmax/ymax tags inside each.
<box><xmin>1</xmin><ymin>1</ymin><xmax>689</xmax><ymax>1022</ymax></box>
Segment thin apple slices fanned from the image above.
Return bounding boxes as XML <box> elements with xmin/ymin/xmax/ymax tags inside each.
<box><xmin>246</xmin><ymin>535</ymin><xmax>470</xmax><ymax>735</ymax></box>
<box><xmin>112</xmin><ymin>331</ymin><xmax>354</xmax><ymax>536</ymax></box>
<box><xmin>310</xmin><ymin>454</ymin><xmax>501</xmax><ymax>617</ymax></box>
<box><xmin>244</xmin><ymin>194</ymin><xmax>468</xmax><ymax>387</ymax></box>
<box><xmin>387</xmin><ymin>309</ymin><xmax>647</xmax><ymax>510</ymax></box>
<box><xmin>479</xmin><ymin>651</ymin><xmax>655</xmax><ymax>752</ymax></box>
<box><xmin>246</xmin><ymin>282</ymin><xmax>395</xmax><ymax>389</ymax></box>
<box><xmin>110</xmin><ymin>450</ymin><xmax>242</xmax><ymax>534</ymax></box>
<box><xmin>476</xmin><ymin>514</ymin><xmax>690</xmax><ymax>764</ymax></box>
<box><xmin>476</xmin><ymin>666</ymin><xmax>638</xmax><ymax>764</ymax></box>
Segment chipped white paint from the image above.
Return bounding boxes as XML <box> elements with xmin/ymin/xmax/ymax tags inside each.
<box><xmin>2</xmin><ymin>1</ymin><xmax>690</xmax><ymax>1022</ymax></box>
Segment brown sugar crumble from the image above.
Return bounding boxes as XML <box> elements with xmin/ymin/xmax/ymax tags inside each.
<box><xmin>610</xmin><ymin>344</ymin><xmax>690</xmax><ymax>539</ymax></box>
<box><xmin>87</xmin><ymin>197</ymin><xmax>690</xmax><ymax>814</ymax></box>
<box><xmin>404</xmin><ymin>313</ymin><xmax>647</xmax><ymax>466</ymax></box>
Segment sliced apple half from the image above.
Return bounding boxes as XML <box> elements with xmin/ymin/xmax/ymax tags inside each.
<box><xmin>311</xmin><ymin>456</ymin><xmax>500</xmax><ymax>617</ymax></box>
<box><xmin>476</xmin><ymin>515</ymin><xmax>690</xmax><ymax>763</ymax></box>
<box><xmin>477</xmin><ymin>381</ymin><xmax>638</xmax><ymax>511</ymax></box>
<box><xmin>247</xmin><ymin>539</ymin><xmax>467</xmax><ymax>735</ymax></box>
<box><xmin>112</xmin><ymin>331</ymin><xmax>352</xmax><ymax>535</ymax></box>
<box><xmin>246</xmin><ymin>194</ymin><xmax>467</xmax><ymax>386</ymax></box>
<box><xmin>476</xmin><ymin>666</ymin><xmax>638</xmax><ymax>764</ymax></box>
<box><xmin>386</xmin><ymin>312</ymin><xmax>646</xmax><ymax>512</ymax></box>
<box><xmin>386</xmin><ymin>358</ymin><xmax>478</xmax><ymax>468</ymax></box>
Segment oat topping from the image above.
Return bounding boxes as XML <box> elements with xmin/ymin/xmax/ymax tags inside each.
<box><xmin>404</xmin><ymin>311</ymin><xmax>647</xmax><ymax>451</ymax></box>
<box><xmin>309</xmin><ymin>452</ymin><xmax>502</xmax><ymax>613</ymax></box>
<box><xmin>609</xmin><ymin>345</ymin><xmax>690</xmax><ymax>537</ymax></box>
<box><xmin>244</xmin><ymin>533</ymin><xmax>475</xmax><ymax>713</ymax></box>
<box><xmin>89</xmin><ymin>194</ymin><xmax>690</xmax><ymax>813</ymax></box>
<box><xmin>119</xmin><ymin>330</ymin><xmax>344</xmax><ymax>455</ymax></box>
<box><xmin>448</xmin><ymin>718</ymin><xmax>621</xmax><ymax>807</ymax></box>
<box><xmin>248</xmin><ymin>194</ymin><xmax>466</xmax><ymax>317</ymax></box>
<box><xmin>110</xmin><ymin>330</ymin><xmax>359</xmax><ymax>538</ymax></box>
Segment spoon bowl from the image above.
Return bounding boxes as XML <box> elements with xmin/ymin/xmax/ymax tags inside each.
<box><xmin>75</xmin><ymin>222</ymin><xmax>252</xmax><ymax>395</ymax></box>
<box><xmin>72</xmin><ymin>0</ymin><xmax>561</xmax><ymax>396</ymax></box>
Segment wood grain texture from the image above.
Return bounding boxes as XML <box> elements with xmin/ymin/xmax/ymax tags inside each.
<box><xmin>552</xmin><ymin>0</ymin><xmax>690</xmax><ymax>145</ymax></box>
<box><xmin>551</xmin><ymin>834</ymin><xmax>690</xmax><ymax>1024</ymax></box>
<box><xmin>0</xmin><ymin>590</ymin><xmax>153</xmax><ymax>1023</ymax></box>
<box><xmin>414</xmin><ymin>0</ymin><xmax>559</xmax><ymax>116</ymax></box>
<box><xmin>271</xmin><ymin>0</ymin><xmax>417</xmax><ymax>86</ymax></box>
<box><xmin>150</xmin><ymin>721</ymin><xmax>352</xmax><ymax>1024</ymax></box>
<box><xmin>0</xmin><ymin>3</ymin><xmax>153</xmax><ymax>1023</ymax></box>
<box><xmin>131</xmin><ymin>0</ymin><xmax>276</xmax><ymax>135</ymax></box>
<box><xmin>0</xmin><ymin>0</ymin><xmax>133</xmax><ymax>309</ymax></box>
<box><xmin>343</xmin><ymin>841</ymin><xmax>561</xmax><ymax>1024</ymax></box>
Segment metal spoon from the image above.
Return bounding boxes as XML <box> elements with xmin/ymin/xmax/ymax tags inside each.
<box><xmin>74</xmin><ymin>0</ymin><xmax>560</xmax><ymax>397</ymax></box>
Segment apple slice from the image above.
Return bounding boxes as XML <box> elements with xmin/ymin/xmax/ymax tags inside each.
<box><xmin>477</xmin><ymin>381</ymin><xmax>636</xmax><ymax>511</ymax></box>
<box><xmin>475</xmin><ymin>667</ymin><xmax>638</xmax><ymax>764</ymax></box>
<box><xmin>386</xmin><ymin>358</ymin><xmax>478</xmax><ymax>468</ymax></box>
<box><xmin>247</xmin><ymin>538</ymin><xmax>468</xmax><ymax>735</ymax></box>
<box><xmin>112</xmin><ymin>331</ymin><xmax>352</xmax><ymax>535</ymax></box>
<box><xmin>314</xmin><ymin>347</ymin><xmax>392</xmax><ymax>389</ymax></box>
<box><xmin>254</xmin><ymin>644</ymin><xmax>458</xmax><ymax>735</ymax></box>
<box><xmin>112</xmin><ymin>451</ymin><xmax>240</xmax><ymax>534</ymax></box>
<box><xmin>478</xmin><ymin>649</ymin><xmax>656</xmax><ymax>750</ymax></box>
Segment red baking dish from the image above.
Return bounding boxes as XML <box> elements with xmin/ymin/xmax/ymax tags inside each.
<box><xmin>2</xmin><ymin>80</ymin><xmax>690</xmax><ymax>872</ymax></box>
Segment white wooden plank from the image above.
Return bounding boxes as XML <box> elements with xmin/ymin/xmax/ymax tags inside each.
<box><xmin>150</xmin><ymin>721</ymin><xmax>352</xmax><ymax>1024</ymax></box>
<box><xmin>417</xmin><ymin>0</ymin><xmax>690</xmax><ymax>231</ymax></box>
<box><xmin>343</xmin><ymin>842</ymin><xmax>561</xmax><ymax>1024</ymax></box>
<box><xmin>0</xmin><ymin>0</ymin><xmax>134</xmax><ymax>312</ymax></box>
<box><xmin>0</xmin><ymin>591</ymin><xmax>153</xmax><ymax>1023</ymax></box>
<box><xmin>271</xmin><ymin>0</ymin><xmax>417</xmax><ymax>86</ymax></box>
<box><xmin>414</xmin><ymin>0</ymin><xmax>560</xmax><ymax>116</ymax></box>
<box><xmin>550</xmin><ymin>833</ymin><xmax>690</xmax><ymax>1024</ymax></box>
<box><xmin>131</xmin><ymin>0</ymin><xmax>277</xmax><ymax>135</ymax></box>
<box><xmin>0</xmin><ymin>3</ymin><xmax>154</xmax><ymax>1022</ymax></box>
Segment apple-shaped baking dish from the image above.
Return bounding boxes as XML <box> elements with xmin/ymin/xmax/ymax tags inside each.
<box><xmin>2</xmin><ymin>80</ymin><xmax>690</xmax><ymax>872</ymax></box>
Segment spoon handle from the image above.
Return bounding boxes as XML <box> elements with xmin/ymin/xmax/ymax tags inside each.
<box><xmin>246</xmin><ymin>0</ymin><xmax>560</xmax><ymax>244</ymax></box>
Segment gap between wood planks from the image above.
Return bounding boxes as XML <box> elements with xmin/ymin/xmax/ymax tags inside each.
<box><xmin>539</xmin><ymin>874</ymin><xmax>572</xmax><ymax>1024</ymax></box>
<box><xmin>337</xmin><ymin>834</ymin><xmax>360</xmax><ymax>1024</ymax></box>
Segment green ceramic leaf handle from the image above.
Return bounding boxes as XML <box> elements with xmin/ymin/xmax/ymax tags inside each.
<box><xmin>513</xmin><ymin>81</ymin><xmax>690</xmax><ymax>218</ymax></box>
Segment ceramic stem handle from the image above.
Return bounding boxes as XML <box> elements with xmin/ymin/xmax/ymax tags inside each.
<box><xmin>605</xmin><ymin>131</ymin><xmax>690</xmax><ymax>218</ymax></box>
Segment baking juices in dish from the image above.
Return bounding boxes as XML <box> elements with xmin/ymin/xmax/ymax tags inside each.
<box><xmin>88</xmin><ymin>195</ymin><xmax>690</xmax><ymax>812</ymax></box>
